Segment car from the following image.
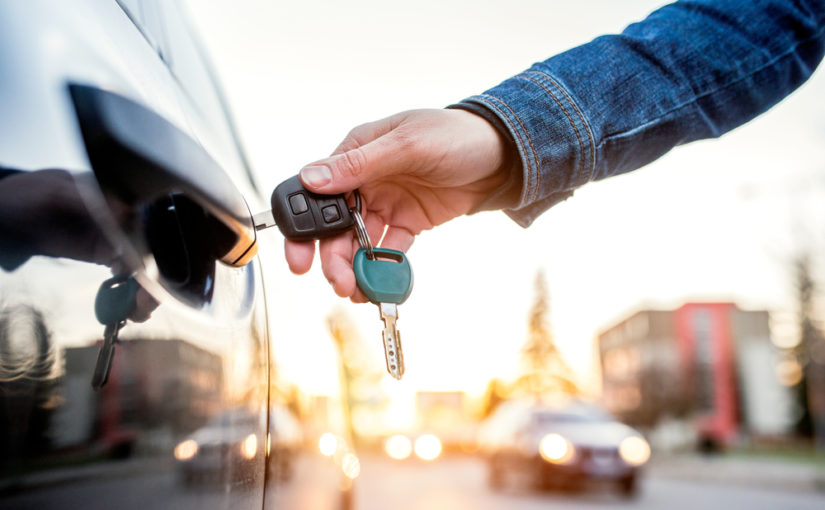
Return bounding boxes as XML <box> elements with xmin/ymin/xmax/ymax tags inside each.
<box><xmin>175</xmin><ymin>409</ymin><xmax>264</xmax><ymax>487</ymax></box>
<box><xmin>0</xmin><ymin>2</ymin><xmax>354</xmax><ymax>509</ymax></box>
<box><xmin>477</xmin><ymin>399</ymin><xmax>651</xmax><ymax>496</ymax></box>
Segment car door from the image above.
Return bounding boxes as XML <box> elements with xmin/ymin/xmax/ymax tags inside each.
<box><xmin>0</xmin><ymin>2</ymin><xmax>268</xmax><ymax>509</ymax></box>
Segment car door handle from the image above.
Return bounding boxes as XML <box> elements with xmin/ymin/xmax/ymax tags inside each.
<box><xmin>69</xmin><ymin>83</ymin><xmax>257</xmax><ymax>267</ymax></box>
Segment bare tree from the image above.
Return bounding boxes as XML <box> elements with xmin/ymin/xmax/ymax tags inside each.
<box><xmin>514</xmin><ymin>270</ymin><xmax>579</xmax><ymax>398</ymax></box>
<box><xmin>791</xmin><ymin>252</ymin><xmax>825</xmax><ymax>446</ymax></box>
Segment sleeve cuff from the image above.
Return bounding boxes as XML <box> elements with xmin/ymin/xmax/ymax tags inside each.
<box><xmin>453</xmin><ymin>70</ymin><xmax>595</xmax><ymax>226</ymax></box>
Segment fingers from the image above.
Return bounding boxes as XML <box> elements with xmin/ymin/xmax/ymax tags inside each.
<box><xmin>284</xmin><ymin>239</ymin><xmax>315</xmax><ymax>275</ymax></box>
<box><xmin>130</xmin><ymin>286</ymin><xmax>159</xmax><ymax>323</ymax></box>
<box><xmin>318</xmin><ymin>210</ymin><xmax>387</xmax><ymax>302</ymax></box>
<box><xmin>299</xmin><ymin>128</ymin><xmax>416</xmax><ymax>195</ymax></box>
<box><xmin>319</xmin><ymin>235</ymin><xmax>357</xmax><ymax>298</ymax></box>
<box><xmin>379</xmin><ymin>225</ymin><xmax>415</xmax><ymax>253</ymax></box>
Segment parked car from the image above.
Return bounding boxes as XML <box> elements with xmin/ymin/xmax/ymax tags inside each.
<box><xmin>0</xmin><ymin>1</ymin><xmax>353</xmax><ymax>509</ymax></box>
<box><xmin>477</xmin><ymin>399</ymin><xmax>651</xmax><ymax>496</ymax></box>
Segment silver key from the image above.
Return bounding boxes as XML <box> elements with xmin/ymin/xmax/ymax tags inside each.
<box><xmin>379</xmin><ymin>303</ymin><xmax>404</xmax><ymax>380</ymax></box>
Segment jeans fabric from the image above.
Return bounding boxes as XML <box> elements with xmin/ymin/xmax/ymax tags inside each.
<box><xmin>456</xmin><ymin>0</ymin><xmax>825</xmax><ymax>227</ymax></box>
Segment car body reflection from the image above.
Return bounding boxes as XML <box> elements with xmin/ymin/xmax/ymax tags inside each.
<box><xmin>175</xmin><ymin>409</ymin><xmax>263</xmax><ymax>487</ymax></box>
<box><xmin>0</xmin><ymin>2</ymin><xmax>354</xmax><ymax>509</ymax></box>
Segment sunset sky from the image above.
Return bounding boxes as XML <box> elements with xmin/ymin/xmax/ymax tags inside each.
<box><xmin>185</xmin><ymin>0</ymin><xmax>825</xmax><ymax>412</ymax></box>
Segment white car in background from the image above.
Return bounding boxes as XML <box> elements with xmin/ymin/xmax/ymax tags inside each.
<box><xmin>478</xmin><ymin>399</ymin><xmax>651</xmax><ymax>496</ymax></box>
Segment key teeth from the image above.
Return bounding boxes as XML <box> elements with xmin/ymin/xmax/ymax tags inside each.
<box><xmin>382</xmin><ymin>328</ymin><xmax>404</xmax><ymax>380</ymax></box>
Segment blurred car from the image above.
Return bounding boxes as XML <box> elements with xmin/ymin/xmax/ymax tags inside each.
<box><xmin>0</xmin><ymin>1</ymin><xmax>353</xmax><ymax>509</ymax></box>
<box><xmin>175</xmin><ymin>409</ymin><xmax>263</xmax><ymax>486</ymax></box>
<box><xmin>477</xmin><ymin>399</ymin><xmax>651</xmax><ymax>496</ymax></box>
<box><xmin>268</xmin><ymin>404</ymin><xmax>303</xmax><ymax>481</ymax></box>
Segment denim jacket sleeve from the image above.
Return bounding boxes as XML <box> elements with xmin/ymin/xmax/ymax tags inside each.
<box><xmin>455</xmin><ymin>0</ymin><xmax>825</xmax><ymax>227</ymax></box>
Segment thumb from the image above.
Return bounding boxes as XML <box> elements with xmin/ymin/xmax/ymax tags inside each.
<box><xmin>299</xmin><ymin>133</ymin><xmax>411</xmax><ymax>194</ymax></box>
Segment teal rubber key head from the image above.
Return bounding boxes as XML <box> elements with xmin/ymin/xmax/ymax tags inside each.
<box><xmin>353</xmin><ymin>248</ymin><xmax>413</xmax><ymax>304</ymax></box>
<box><xmin>94</xmin><ymin>275</ymin><xmax>139</xmax><ymax>325</ymax></box>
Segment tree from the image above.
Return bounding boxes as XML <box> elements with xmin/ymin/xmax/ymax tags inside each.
<box><xmin>790</xmin><ymin>252</ymin><xmax>825</xmax><ymax>445</ymax></box>
<box><xmin>326</xmin><ymin>307</ymin><xmax>387</xmax><ymax>444</ymax></box>
<box><xmin>513</xmin><ymin>270</ymin><xmax>579</xmax><ymax>398</ymax></box>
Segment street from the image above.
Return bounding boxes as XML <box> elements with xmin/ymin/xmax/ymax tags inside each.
<box><xmin>352</xmin><ymin>453</ymin><xmax>825</xmax><ymax>510</ymax></box>
<box><xmin>4</xmin><ymin>452</ymin><xmax>824</xmax><ymax>510</ymax></box>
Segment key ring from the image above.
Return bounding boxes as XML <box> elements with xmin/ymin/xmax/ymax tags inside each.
<box><xmin>350</xmin><ymin>189</ymin><xmax>374</xmax><ymax>260</ymax></box>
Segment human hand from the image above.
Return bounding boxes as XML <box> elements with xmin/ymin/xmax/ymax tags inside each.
<box><xmin>284</xmin><ymin>108</ymin><xmax>510</xmax><ymax>301</ymax></box>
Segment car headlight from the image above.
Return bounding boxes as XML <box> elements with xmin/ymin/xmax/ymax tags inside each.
<box><xmin>619</xmin><ymin>436</ymin><xmax>650</xmax><ymax>466</ymax></box>
<box><xmin>174</xmin><ymin>439</ymin><xmax>198</xmax><ymax>461</ymax></box>
<box><xmin>319</xmin><ymin>432</ymin><xmax>338</xmax><ymax>457</ymax></box>
<box><xmin>385</xmin><ymin>434</ymin><xmax>413</xmax><ymax>460</ymax></box>
<box><xmin>414</xmin><ymin>434</ymin><xmax>442</xmax><ymax>461</ymax></box>
<box><xmin>240</xmin><ymin>433</ymin><xmax>258</xmax><ymax>459</ymax></box>
<box><xmin>539</xmin><ymin>433</ymin><xmax>575</xmax><ymax>464</ymax></box>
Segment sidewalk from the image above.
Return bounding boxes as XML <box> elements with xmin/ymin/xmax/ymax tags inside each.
<box><xmin>649</xmin><ymin>453</ymin><xmax>825</xmax><ymax>493</ymax></box>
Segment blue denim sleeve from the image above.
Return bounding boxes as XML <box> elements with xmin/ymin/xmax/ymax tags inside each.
<box><xmin>457</xmin><ymin>0</ymin><xmax>825</xmax><ymax>227</ymax></box>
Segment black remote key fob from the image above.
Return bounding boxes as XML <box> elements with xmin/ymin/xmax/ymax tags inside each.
<box><xmin>270</xmin><ymin>175</ymin><xmax>354</xmax><ymax>241</ymax></box>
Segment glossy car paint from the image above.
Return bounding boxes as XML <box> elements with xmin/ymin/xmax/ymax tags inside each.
<box><xmin>0</xmin><ymin>2</ymin><xmax>352</xmax><ymax>509</ymax></box>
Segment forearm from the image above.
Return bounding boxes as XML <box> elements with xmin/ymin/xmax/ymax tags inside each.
<box><xmin>457</xmin><ymin>0</ymin><xmax>825</xmax><ymax>226</ymax></box>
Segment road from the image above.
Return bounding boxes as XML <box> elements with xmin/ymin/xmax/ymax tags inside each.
<box><xmin>4</xmin><ymin>453</ymin><xmax>823</xmax><ymax>509</ymax></box>
<box><xmin>353</xmin><ymin>453</ymin><xmax>825</xmax><ymax>510</ymax></box>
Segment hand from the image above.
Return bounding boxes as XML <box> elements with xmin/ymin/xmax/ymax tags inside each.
<box><xmin>284</xmin><ymin>108</ymin><xmax>510</xmax><ymax>301</ymax></box>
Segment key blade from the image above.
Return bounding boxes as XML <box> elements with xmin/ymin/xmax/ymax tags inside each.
<box><xmin>253</xmin><ymin>210</ymin><xmax>276</xmax><ymax>231</ymax></box>
<box><xmin>379</xmin><ymin>303</ymin><xmax>404</xmax><ymax>380</ymax></box>
<box><xmin>91</xmin><ymin>323</ymin><xmax>119</xmax><ymax>390</ymax></box>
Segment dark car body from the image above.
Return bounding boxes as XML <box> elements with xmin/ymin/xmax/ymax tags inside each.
<box><xmin>0</xmin><ymin>1</ymin><xmax>353</xmax><ymax>508</ymax></box>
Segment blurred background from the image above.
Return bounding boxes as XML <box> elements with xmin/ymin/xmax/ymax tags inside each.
<box><xmin>186</xmin><ymin>0</ymin><xmax>825</xmax><ymax>508</ymax></box>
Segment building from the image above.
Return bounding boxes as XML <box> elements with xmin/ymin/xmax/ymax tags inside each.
<box><xmin>51</xmin><ymin>338</ymin><xmax>223</xmax><ymax>452</ymax></box>
<box><xmin>598</xmin><ymin>303</ymin><xmax>793</xmax><ymax>448</ymax></box>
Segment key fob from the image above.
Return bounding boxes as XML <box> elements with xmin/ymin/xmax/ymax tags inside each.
<box><xmin>270</xmin><ymin>175</ymin><xmax>354</xmax><ymax>241</ymax></box>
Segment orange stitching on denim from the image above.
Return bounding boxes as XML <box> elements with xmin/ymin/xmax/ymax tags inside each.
<box><xmin>483</xmin><ymin>95</ymin><xmax>542</xmax><ymax>203</ymax></box>
<box><xmin>479</xmin><ymin>94</ymin><xmax>541</xmax><ymax>204</ymax></box>
<box><xmin>522</xmin><ymin>73</ymin><xmax>587</xmax><ymax>187</ymax></box>
<box><xmin>530</xmin><ymin>71</ymin><xmax>596</xmax><ymax>183</ymax></box>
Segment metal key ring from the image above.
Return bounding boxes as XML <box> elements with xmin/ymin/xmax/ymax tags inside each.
<box><xmin>350</xmin><ymin>207</ymin><xmax>375</xmax><ymax>260</ymax></box>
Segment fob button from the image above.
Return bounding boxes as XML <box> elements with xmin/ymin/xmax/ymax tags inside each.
<box><xmin>322</xmin><ymin>204</ymin><xmax>341</xmax><ymax>223</ymax></box>
<box><xmin>289</xmin><ymin>193</ymin><xmax>309</xmax><ymax>215</ymax></box>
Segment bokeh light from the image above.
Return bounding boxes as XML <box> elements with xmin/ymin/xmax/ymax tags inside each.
<box><xmin>240</xmin><ymin>433</ymin><xmax>258</xmax><ymax>460</ymax></box>
<box><xmin>174</xmin><ymin>439</ymin><xmax>198</xmax><ymax>461</ymax></box>
<box><xmin>539</xmin><ymin>433</ymin><xmax>575</xmax><ymax>464</ymax></box>
<box><xmin>414</xmin><ymin>434</ymin><xmax>442</xmax><ymax>461</ymax></box>
<box><xmin>342</xmin><ymin>453</ymin><xmax>361</xmax><ymax>479</ymax></box>
<box><xmin>319</xmin><ymin>432</ymin><xmax>338</xmax><ymax>457</ymax></box>
<box><xmin>384</xmin><ymin>434</ymin><xmax>413</xmax><ymax>460</ymax></box>
<box><xmin>619</xmin><ymin>436</ymin><xmax>651</xmax><ymax>466</ymax></box>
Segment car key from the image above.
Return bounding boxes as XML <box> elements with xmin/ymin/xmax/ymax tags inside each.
<box><xmin>254</xmin><ymin>174</ymin><xmax>354</xmax><ymax>241</ymax></box>
<box><xmin>351</xmin><ymin>210</ymin><xmax>414</xmax><ymax>380</ymax></box>
<box><xmin>91</xmin><ymin>275</ymin><xmax>138</xmax><ymax>390</ymax></box>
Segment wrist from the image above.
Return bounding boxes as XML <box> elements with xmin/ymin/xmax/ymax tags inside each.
<box><xmin>446</xmin><ymin>103</ymin><xmax>522</xmax><ymax>212</ymax></box>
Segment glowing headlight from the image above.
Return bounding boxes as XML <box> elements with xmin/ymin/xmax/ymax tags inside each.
<box><xmin>174</xmin><ymin>439</ymin><xmax>198</xmax><ymax>461</ymax></box>
<box><xmin>539</xmin><ymin>433</ymin><xmax>575</xmax><ymax>464</ymax></box>
<box><xmin>385</xmin><ymin>434</ymin><xmax>413</xmax><ymax>460</ymax></box>
<box><xmin>414</xmin><ymin>434</ymin><xmax>442</xmax><ymax>461</ymax></box>
<box><xmin>240</xmin><ymin>433</ymin><xmax>258</xmax><ymax>459</ymax></box>
<box><xmin>619</xmin><ymin>436</ymin><xmax>650</xmax><ymax>466</ymax></box>
<box><xmin>319</xmin><ymin>432</ymin><xmax>338</xmax><ymax>457</ymax></box>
